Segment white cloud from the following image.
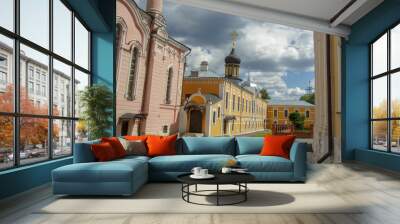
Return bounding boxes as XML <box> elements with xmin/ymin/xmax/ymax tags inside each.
<box><xmin>249</xmin><ymin>71</ymin><xmax>307</xmax><ymax>101</ymax></box>
<box><xmin>238</xmin><ymin>22</ymin><xmax>314</xmax><ymax>73</ymax></box>
<box><xmin>164</xmin><ymin>2</ymin><xmax>314</xmax><ymax>100</ymax></box>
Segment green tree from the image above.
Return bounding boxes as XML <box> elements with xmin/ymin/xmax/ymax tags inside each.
<box><xmin>259</xmin><ymin>88</ymin><xmax>271</xmax><ymax>100</ymax></box>
<box><xmin>300</xmin><ymin>93</ymin><xmax>315</xmax><ymax>105</ymax></box>
<box><xmin>289</xmin><ymin>112</ymin><xmax>305</xmax><ymax>130</ymax></box>
<box><xmin>79</xmin><ymin>84</ymin><xmax>113</xmax><ymax>140</ymax></box>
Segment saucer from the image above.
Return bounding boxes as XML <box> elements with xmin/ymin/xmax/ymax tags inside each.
<box><xmin>190</xmin><ymin>174</ymin><xmax>215</xmax><ymax>179</ymax></box>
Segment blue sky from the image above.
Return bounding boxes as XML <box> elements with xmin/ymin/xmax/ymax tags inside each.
<box><xmin>136</xmin><ymin>0</ymin><xmax>315</xmax><ymax>100</ymax></box>
<box><xmin>0</xmin><ymin>0</ymin><xmax>89</xmax><ymax>72</ymax></box>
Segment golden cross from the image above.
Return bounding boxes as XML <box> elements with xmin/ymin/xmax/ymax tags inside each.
<box><xmin>231</xmin><ymin>31</ymin><xmax>238</xmax><ymax>49</ymax></box>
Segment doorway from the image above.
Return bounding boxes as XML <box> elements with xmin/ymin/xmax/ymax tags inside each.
<box><xmin>189</xmin><ymin>110</ymin><xmax>202</xmax><ymax>133</ymax></box>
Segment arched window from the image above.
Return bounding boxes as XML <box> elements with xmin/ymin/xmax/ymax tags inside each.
<box><xmin>125</xmin><ymin>47</ymin><xmax>139</xmax><ymax>101</ymax></box>
<box><xmin>165</xmin><ymin>67</ymin><xmax>173</xmax><ymax>104</ymax></box>
<box><xmin>116</xmin><ymin>23</ymin><xmax>123</xmax><ymax>64</ymax></box>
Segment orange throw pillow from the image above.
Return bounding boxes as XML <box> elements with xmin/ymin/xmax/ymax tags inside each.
<box><xmin>124</xmin><ymin>135</ymin><xmax>149</xmax><ymax>141</ymax></box>
<box><xmin>146</xmin><ymin>135</ymin><xmax>178</xmax><ymax>157</ymax></box>
<box><xmin>260</xmin><ymin>135</ymin><xmax>296</xmax><ymax>159</ymax></box>
<box><xmin>101</xmin><ymin>137</ymin><xmax>127</xmax><ymax>158</ymax></box>
<box><xmin>91</xmin><ymin>142</ymin><xmax>117</xmax><ymax>162</ymax></box>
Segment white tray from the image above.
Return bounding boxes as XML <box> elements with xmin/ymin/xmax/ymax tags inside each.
<box><xmin>190</xmin><ymin>174</ymin><xmax>215</xmax><ymax>179</ymax></box>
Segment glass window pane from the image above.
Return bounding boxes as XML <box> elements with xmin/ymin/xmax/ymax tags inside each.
<box><xmin>53</xmin><ymin>59</ymin><xmax>72</xmax><ymax>117</ymax></box>
<box><xmin>391</xmin><ymin>72</ymin><xmax>400</xmax><ymax>118</ymax></box>
<box><xmin>392</xmin><ymin>24</ymin><xmax>400</xmax><ymax>70</ymax></box>
<box><xmin>372</xmin><ymin>33</ymin><xmax>387</xmax><ymax>76</ymax></box>
<box><xmin>74</xmin><ymin>69</ymin><xmax>89</xmax><ymax>118</ymax></box>
<box><xmin>372</xmin><ymin>76</ymin><xmax>387</xmax><ymax>119</ymax></box>
<box><xmin>53</xmin><ymin>119</ymin><xmax>72</xmax><ymax>157</ymax></box>
<box><xmin>391</xmin><ymin>120</ymin><xmax>400</xmax><ymax>153</ymax></box>
<box><xmin>20</xmin><ymin>44</ymin><xmax>49</xmax><ymax>115</ymax></box>
<box><xmin>372</xmin><ymin>121</ymin><xmax>388</xmax><ymax>151</ymax></box>
<box><xmin>53</xmin><ymin>0</ymin><xmax>72</xmax><ymax>60</ymax></box>
<box><xmin>75</xmin><ymin>120</ymin><xmax>88</xmax><ymax>143</ymax></box>
<box><xmin>75</xmin><ymin>18</ymin><xmax>89</xmax><ymax>70</ymax></box>
<box><xmin>20</xmin><ymin>0</ymin><xmax>49</xmax><ymax>49</ymax></box>
<box><xmin>20</xmin><ymin>117</ymin><xmax>49</xmax><ymax>165</ymax></box>
<box><xmin>0</xmin><ymin>116</ymin><xmax>14</xmax><ymax>170</ymax></box>
<box><xmin>0</xmin><ymin>35</ymin><xmax>14</xmax><ymax>112</ymax></box>
<box><xmin>0</xmin><ymin>0</ymin><xmax>14</xmax><ymax>31</ymax></box>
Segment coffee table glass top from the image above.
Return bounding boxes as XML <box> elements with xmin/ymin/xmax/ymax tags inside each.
<box><xmin>177</xmin><ymin>172</ymin><xmax>255</xmax><ymax>185</ymax></box>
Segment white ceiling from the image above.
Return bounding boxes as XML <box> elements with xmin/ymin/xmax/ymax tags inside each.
<box><xmin>228</xmin><ymin>0</ymin><xmax>352</xmax><ymax>22</ymax></box>
<box><xmin>169</xmin><ymin>0</ymin><xmax>384</xmax><ymax>37</ymax></box>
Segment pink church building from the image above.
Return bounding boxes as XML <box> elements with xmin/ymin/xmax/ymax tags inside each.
<box><xmin>116</xmin><ymin>0</ymin><xmax>190</xmax><ymax>136</ymax></box>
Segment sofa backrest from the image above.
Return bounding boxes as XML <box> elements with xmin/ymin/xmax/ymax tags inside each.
<box><xmin>235</xmin><ymin>137</ymin><xmax>264</xmax><ymax>155</ymax></box>
<box><xmin>179</xmin><ymin>137</ymin><xmax>235</xmax><ymax>155</ymax></box>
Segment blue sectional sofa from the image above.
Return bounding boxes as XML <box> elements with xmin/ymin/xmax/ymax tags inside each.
<box><xmin>52</xmin><ymin>137</ymin><xmax>307</xmax><ymax>196</ymax></box>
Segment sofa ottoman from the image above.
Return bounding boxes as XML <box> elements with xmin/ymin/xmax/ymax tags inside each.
<box><xmin>52</xmin><ymin>156</ymin><xmax>148</xmax><ymax>196</ymax></box>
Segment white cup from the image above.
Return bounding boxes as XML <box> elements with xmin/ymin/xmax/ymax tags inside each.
<box><xmin>191</xmin><ymin>167</ymin><xmax>202</xmax><ymax>176</ymax></box>
<box><xmin>221</xmin><ymin>167</ymin><xmax>232</xmax><ymax>174</ymax></box>
<box><xmin>200</xmin><ymin>169</ymin><xmax>208</xmax><ymax>176</ymax></box>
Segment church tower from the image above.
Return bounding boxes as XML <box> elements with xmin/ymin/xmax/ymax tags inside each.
<box><xmin>146</xmin><ymin>0</ymin><xmax>163</xmax><ymax>15</ymax></box>
<box><xmin>224</xmin><ymin>31</ymin><xmax>241</xmax><ymax>80</ymax></box>
<box><xmin>146</xmin><ymin>0</ymin><xmax>166</xmax><ymax>34</ymax></box>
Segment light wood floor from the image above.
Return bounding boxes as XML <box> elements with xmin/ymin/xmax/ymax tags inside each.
<box><xmin>1</xmin><ymin>163</ymin><xmax>400</xmax><ymax>224</ymax></box>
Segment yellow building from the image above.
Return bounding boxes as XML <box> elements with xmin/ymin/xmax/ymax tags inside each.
<box><xmin>178</xmin><ymin>33</ymin><xmax>268</xmax><ymax>136</ymax></box>
<box><xmin>266</xmin><ymin>100</ymin><xmax>315</xmax><ymax>130</ymax></box>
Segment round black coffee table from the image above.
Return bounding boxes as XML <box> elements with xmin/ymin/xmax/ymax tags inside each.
<box><xmin>177</xmin><ymin>173</ymin><xmax>255</xmax><ymax>206</ymax></box>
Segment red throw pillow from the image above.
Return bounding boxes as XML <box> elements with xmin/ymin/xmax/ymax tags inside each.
<box><xmin>146</xmin><ymin>135</ymin><xmax>178</xmax><ymax>157</ymax></box>
<box><xmin>101</xmin><ymin>137</ymin><xmax>126</xmax><ymax>158</ymax></box>
<box><xmin>91</xmin><ymin>142</ymin><xmax>117</xmax><ymax>162</ymax></box>
<box><xmin>124</xmin><ymin>135</ymin><xmax>149</xmax><ymax>141</ymax></box>
<box><xmin>260</xmin><ymin>135</ymin><xmax>296</xmax><ymax>159</ymax></box>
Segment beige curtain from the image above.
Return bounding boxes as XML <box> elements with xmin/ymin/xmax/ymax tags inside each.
<box><xmin>312</xmin><ymin>32</ymin><xmax>342</xmax><ymax>163</ymax></box>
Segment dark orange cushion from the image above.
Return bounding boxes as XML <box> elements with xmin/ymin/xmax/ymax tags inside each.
<box><xmin>101</xmin><ymin>137</ymin><xmax>126</xmax><ymax>158</ymax></box>
<box><xmin>260</xmin><ymin>135</ymin><xmax>296</xmax><ymax>159</ymax></box>
<box><xmin>146</xmin><ymin>135</ymin><xmax>178</xmax><ymax>157</ymax></box>
<box><xmin>124</xmin><ymin>135</ymin><xmax>149</xmax><ymax>141</ymax></box>
<box><xmin>91</xmin><ymin>142</ymin><xmax>117</xmax><ymax>162</ymax></box>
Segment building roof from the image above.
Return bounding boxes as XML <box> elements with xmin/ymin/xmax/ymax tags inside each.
<box><xmin>204</xmin><ymin>93</ymin><xmax>222</xmax><ymax>104</ymax></box>
<box><xmin>225</xmin><ymin>48</ymin><xmax>241</xmax><ymax>64</ymax></box>
<box><xmin>268</xmin><ymin>100</ymin><xmax>314</xmax><ymax>107</ymax></box>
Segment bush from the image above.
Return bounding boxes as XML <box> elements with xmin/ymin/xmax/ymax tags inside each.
<box><xmin>289</xmin><ymin>112</ymin><xmax>305</xmax><ymax>130</ymax></box>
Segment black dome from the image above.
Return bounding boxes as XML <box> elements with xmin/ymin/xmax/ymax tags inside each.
<box><xmin>225</xmin><ymin>48</ymin><xmax>241</xmax><ymax>64</ymax></box>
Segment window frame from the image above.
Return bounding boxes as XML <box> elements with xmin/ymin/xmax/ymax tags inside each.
<box><xmin>0</xmin><ymin>0</ymin><xmax>92</xmax><ymax>171</ymax></box>
<box><xmin>125</xmin><ymin>47</ymin><xmax>139</xmax><ymax>101</ymax></box>
<box><xmin>165</xmin><ymin>67</ymin><xmax>173</xmax><ymax>104</ymax></box>
<box><xmin>369</xmin><ymin>21</ymin><xmax>400</xmax><ymax>154</ymax></box>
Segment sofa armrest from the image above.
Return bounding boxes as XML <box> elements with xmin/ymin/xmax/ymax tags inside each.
<box><xmin>289</xmin><ymin>142</ymin><xmax>307</xmax><ymax>182</ymax></box>
<box><xmin>73</xmin><ymin>140</ymin><xmax>99</xmax><ymax>163</ymax></box>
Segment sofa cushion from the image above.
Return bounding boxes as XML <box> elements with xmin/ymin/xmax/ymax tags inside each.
<box><xmin>260</xmin><ymin>135</ymin><xmax>296</xmax><ymax>159</ymax></box>
<box><xmin>101</xmin><ymin>137</ymin><xmax>127</xmax><ymax>158</ymax></box>
<box><xmin>53</xmin><ymin>158</ymin><xmax>147</xmax><ymax>183</ymax></box>
<box><xmin>236</xmin><ymin>155</ymin><xmax>293</xmax><ymax>172</ymax></box>
<box><xmin>91</xmin><ymin>142</ymin><xmax>118</xmax><ymax>161</ymax></box>
<box><xmin>149</xmin><ymin>154</ymin><xmax>235</xmax><ymax>172</ymax></box>
<box><xmin>235</xmin><ymin>137</ymin><xmax>264</xmax><ymax>155</ymax></box>
<box><xmin>119</xmin><ymin>138</ymin><xmax>147</xmax><ymax>156</ymax></box>
<box><xmin>180</xmin><ymin>137</ymin><xmax>235</xmax><ymax>155</ymax></box>
<box><xmin>124</xmin><ymin>135</ymin><xmax>149</xmax><ymax>141</ymax></box>
<box><xmin>147</xmin><ymin>135</ymin><xmax>178</xmax><ymax>157</ymax></box>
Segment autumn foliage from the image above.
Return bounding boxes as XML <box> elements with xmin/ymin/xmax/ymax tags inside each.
<box><xmin>372</xmin><ymin>99</ymin><xmax>400</xmax><ymax>140</ymax></box>
<box><xmin>0</xmin><ymin>85</ymin><xmax>59</xmax><ymax>150</ymax></box>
